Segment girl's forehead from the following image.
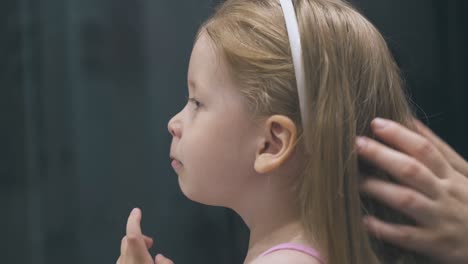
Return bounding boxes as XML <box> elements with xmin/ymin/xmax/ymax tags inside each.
<box><xmin>188</xmin><ymin>33</ymin><xmax>250</xmax><ymax>115</ymax></box>
<box><xmin>188</xmin><ymin>33</ymin><xmax>231</xmax><ymax>93</ymax></box>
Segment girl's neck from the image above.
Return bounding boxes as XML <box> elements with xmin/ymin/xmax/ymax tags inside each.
<box><xmin>244</xmin><ymin>219</ymin><xmax>308</xmax><ymax>264</ymax></box>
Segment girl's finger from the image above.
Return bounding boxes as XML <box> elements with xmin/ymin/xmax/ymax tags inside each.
<box><xmin>125</xmin><ymin>208</ymin><xmax>149</xmax><ymax>258</ymax></box>
<box><xmin>370</xmin><ymin>118</ymin><xmax>451</xmax><ymax>179</ymax></box>
<box><xmin>120</xmin><ymin>236</ymin><xmax>128</xmax><ymax>254</ymax></box>
<box><xmin>121</xmin><ymin>234</ymin><xmax>153</xmax><ymax>253</ymax></box>
<box><xmin>363</xmin><ymin>215</ymin><xmax>435</xmax><ymax>257</ymax></box>
<box><xmin>126</xmin><ymin>208</ymin><xmax>143</xmax><ymax>236</ymax></box>
<box><xmin>143</xmin><ymin>235</ymin><xmax>154</xmax><ymax>249</ymax></box>
<box><xmin>126</xmin><ymin>235</ymin><xmax>148</xmax><ymax>260</ymax></box>
<box><xmin>357</xmin><ymin>136</ymin><xmax>439</xmax><ymax>198</ymax></box>
<box><xmin>155</xmin><ymin>254</ymin><xmax>174</xmax><ymax>264</ymax></box>
<box><xmin>361</xmin><ymin>178</ymin><xmax>435</xmax><ymax>225</ymax></box>
<box><xmin>414</xmin><ymin>119</ymin><xmax>468</xmax><ymax>176</ymax></box>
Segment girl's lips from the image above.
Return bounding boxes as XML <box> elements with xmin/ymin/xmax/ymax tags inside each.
<box><xmin>171</xmin><ymin>159</ymin><xmax>183</xmax><ymax>170</ymax></box>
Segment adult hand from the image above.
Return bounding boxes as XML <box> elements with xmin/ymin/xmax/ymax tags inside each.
<box><xmin>117</xmin><ymin>208</ymin><xmax>174</xmax><ymax>264</ymax></box>
<box><xmin>357</xmin><ymin>118</ymin><xmax>468</xmax><ymax>263</ymax></box>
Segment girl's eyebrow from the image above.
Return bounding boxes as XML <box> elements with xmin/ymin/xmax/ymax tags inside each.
<box><xmin>188</xmin><ymin>80</ymin><xmax>197</xmax><ymax>92</ymax></box>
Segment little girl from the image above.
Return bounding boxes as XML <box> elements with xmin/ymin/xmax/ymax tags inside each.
<box><xmin>117</xmin><ymin>0</ymin><xmax>439</xmax><ymax>263</ymax></box>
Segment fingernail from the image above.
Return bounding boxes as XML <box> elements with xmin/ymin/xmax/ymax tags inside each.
<box><xmin>372</xmin><ymin>118</ymin><xmax>388</xmax><ymax>129</ymax></box>
<box><xmin>356</xmin><ymin>136</ymin><xmax>367</xmax><ymax>150</ymax></box>
<box><xmin>131</xmin><ymin>208</ymin><xmax>139</xmax><ymax>215</ymax></box>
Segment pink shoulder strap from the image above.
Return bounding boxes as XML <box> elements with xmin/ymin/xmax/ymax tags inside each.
<box><xmin>259</xmin><ymin>242</ymin><xmax>324</xmax><ymax>263</ymax></box>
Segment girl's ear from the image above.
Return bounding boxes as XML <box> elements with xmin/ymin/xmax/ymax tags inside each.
<box><xmin>254</xmin><ymin>115</ymin><xmax>297</xmax><ymax>174</ymax></box>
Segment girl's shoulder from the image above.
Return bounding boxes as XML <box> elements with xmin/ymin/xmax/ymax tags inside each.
<box><xmin>251</xmin><ymin>249</ymin><xmax>322</xmax><ymax>264</ymax></box>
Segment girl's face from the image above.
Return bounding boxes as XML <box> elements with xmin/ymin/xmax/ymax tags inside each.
<box><xmin>168</xmin><ymin>32</ymin><xmax>260</xmax><ymax>206</ymax></box>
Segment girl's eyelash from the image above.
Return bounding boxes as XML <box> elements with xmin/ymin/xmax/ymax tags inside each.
<box><xmin>187</xmin><ymin>97</ymin><xmax>202</xmax><ymax>109</ymax></box>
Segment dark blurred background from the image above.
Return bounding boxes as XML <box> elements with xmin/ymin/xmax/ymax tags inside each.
<box><xmin>1</xmin><ymin>0</ymin><xmax>466</xmax><ymax>263</ymax></box>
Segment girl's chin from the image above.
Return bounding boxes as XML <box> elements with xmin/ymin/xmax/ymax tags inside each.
<box><xmin>178</xmin><ymin>179</ymin><xmax>226</xmax><ymax>207</ymax></box>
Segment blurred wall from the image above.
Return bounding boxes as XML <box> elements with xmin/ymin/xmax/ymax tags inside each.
<box><xmin>1</xmin><ymin>0</ymin><xmax>466</xmax><ymax>263</ymax></box>
<box><xmin>2</xmin><ymin>0</ymin><xmax>248</xmax><ymax>263</ymax></box>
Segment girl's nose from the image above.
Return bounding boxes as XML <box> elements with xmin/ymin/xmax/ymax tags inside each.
<box><xmin>168</xmin><ymin>115</ymin><xmax>182</xmax><ymax>138</ymax></box>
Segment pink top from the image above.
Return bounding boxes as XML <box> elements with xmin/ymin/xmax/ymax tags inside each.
<box><xmin>259</xmin><ymin>242</ymin><xmax>324</xmax><ymax>263</ymax></box>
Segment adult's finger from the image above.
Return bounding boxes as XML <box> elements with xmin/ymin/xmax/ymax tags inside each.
<box><xmin>357</xmin><ymin>136</ymin><xmax>439</xmax><ymax>198</ymax></box>
<box><xmin>414</xmin><ymin>119</ymin><xmax>468</xmax><ymax>176</ymax></box>
<box><xmin>361</xmin><ymin>178</ymin><xmax>435</xmax><ymax>225</ymax></box>
<box><xmin>363</xmin><ymin>215</ymin><xmax>436</xmax><ymax>257</ymax></box>
<box><xmin>370</xmin><ymin>118</ymin><xmax>451</xmax><ymax>179</ymax></box>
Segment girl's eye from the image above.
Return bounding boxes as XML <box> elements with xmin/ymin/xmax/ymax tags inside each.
<box><xmin>187</xmin><ymin>97</ymin><xmax>202</xmax><ymax>110</ymax></box>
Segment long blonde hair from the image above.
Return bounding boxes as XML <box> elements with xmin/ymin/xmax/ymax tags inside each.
<box><xmin>199</xmin><ymin>0</ymin><xmax>428</xmax><ymax>263</ymax></box>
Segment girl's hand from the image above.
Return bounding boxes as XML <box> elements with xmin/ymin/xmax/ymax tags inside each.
<box><xmin>116</xmin><ymin>208</ymin><xmax>175</xmax><ymax>264</ymax></box>
<box><xmin>357</xmin><ymin>118</ymin><xmax>468</xmax><ymax>264</ymax></box>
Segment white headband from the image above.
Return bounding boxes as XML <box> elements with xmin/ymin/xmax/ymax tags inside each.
<box><xmin>279</xmin><ymin>0</ymin><xmax>308</xmax><ymax>147</ymax></box>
